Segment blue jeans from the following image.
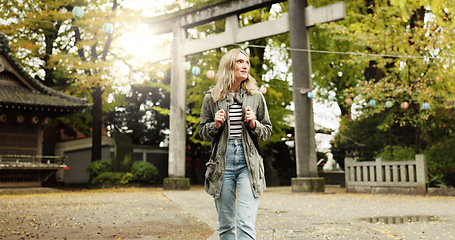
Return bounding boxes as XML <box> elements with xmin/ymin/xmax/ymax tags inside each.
<box><xmin>215</xmin><ymin>139</ymin><xmax>259</xmax><ymax>240</ymax></box>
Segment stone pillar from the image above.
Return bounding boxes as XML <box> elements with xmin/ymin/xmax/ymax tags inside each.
<box><xmin>113</xmin><ymin>131</ymin><xmax>133</xmax><ymax>172</ymax></box>
<box><xmin>164</xmin><ymin>25</ymin><xmax>190</xmax><ymax>190</ymax></box>
<box><xmin>288</xmin><ymin>0</ymin><xmax>324</xmax><ymax>192</ymax></box>
<box><xmin>415</xmin><ymin>154</ymin><xmax>427</xmax><ymax>195</ymax></box>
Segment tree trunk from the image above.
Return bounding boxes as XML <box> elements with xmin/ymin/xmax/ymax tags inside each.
<box><xmin>414</xmin><ymin>127</ymin><xmax>420</xmax><ymax>154</ymax></box>
<box><xmin>91</xmin><ymin>86</ymin><xmax>102</xmax><ymax>162</ymax></box>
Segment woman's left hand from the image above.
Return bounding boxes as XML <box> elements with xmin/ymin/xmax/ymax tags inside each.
<box><xmin>245</xmin><ymin>106</ymin><xmax>256</xmax><ymax>129</ymax></box>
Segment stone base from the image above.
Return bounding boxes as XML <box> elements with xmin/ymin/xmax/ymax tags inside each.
<box><xmin>163</xmin><ymin>178</ymin><xmax>190</xmax><ymax>190</ymax></box>
<box><xmin>291</xmin><ymin>177</ymin><xmax>325</xmax><ymax>192</ymax></box>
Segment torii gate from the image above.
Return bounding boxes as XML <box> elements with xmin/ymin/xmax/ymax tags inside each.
<box><xmin>145</xmin><ymin>0</ymin><xmax>346</xmax><ymax>191</ymax></box>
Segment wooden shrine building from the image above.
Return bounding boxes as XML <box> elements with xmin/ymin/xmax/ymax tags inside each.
<box><xmin>0</xmin><ymin>32</ymin><xmax>88</xmax><ymax>187</ymax></box>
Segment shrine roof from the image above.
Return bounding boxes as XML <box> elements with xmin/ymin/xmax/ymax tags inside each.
<box><xmin>0</xmin><ymin>81</ymin><xmax>87</xmax><ymax>113</ymax></box>
<box><xmin>0</xmin><ymin>32</ymin><xmax>88</xmax><ymax>113</ymax></box>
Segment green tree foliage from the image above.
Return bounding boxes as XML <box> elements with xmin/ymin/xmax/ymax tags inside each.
<box><xmin>183</xmin><ymin>2</ymin><xmax>293</xmax><ymax>147</ymax></box>
<box><xmin>106</xmin><ymin>81</ymin><xmax>170</xmax><ymax>146</ymax></box>
<box><xmin>0</xmin><ymin>0</ymin><xmax>140</xmax><ymax>137</ymax></box>
<box><xmin>0</xmin><ymin>0</ymin><xmax>140</xmax><ymax>95</ymax></box>
<box><xmin>309</xmin><ymin>0</ymin><xmax>367</xmax><ymax>118</ymax></box>
<box><xmin>241</xmin><ymin>4</ymin><xmax>294</xmax><ymax>144</ymax></box>
<box><xmin>324</xmin><ymin>0</ymin><xmax>455</xmax><ymax>162</ymax></box>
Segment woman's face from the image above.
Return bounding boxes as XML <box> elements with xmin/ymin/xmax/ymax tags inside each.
<box><xmin>233</xmin><ymin>52</ymin><xmax>250</xmax><ymax>82</ymax></box>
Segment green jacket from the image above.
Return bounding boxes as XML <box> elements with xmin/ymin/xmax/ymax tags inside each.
<box><xmin>198</xmin><ymin>88</ymin><xmax>272</xmax><ymax>199</ymax></box>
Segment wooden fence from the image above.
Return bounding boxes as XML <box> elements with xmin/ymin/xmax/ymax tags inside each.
<box><xmin>345</xmin><ymin>154</ymin><xmax>427</xmax><ymax>195</ymax></box>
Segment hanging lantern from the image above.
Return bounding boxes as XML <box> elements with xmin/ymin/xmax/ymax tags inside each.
<box><xmin>103</xmin><ymin>23</ymin><xmax>114</xmax><ymax>34</ymax></box>
<box><xmin>31</xmin><ymin>116</ymin><xmax>39</xmax><ymax>124</ymax></box>
<box><xmin>191</xmin><ymin>66</ymin><xmax>201</xmax><ymax>75</ymax></box>
<box><xmin>43</xmin><ymin>117</ymin><xmax>51</xmax><ymax>125</ymax></box>
<box><xmin>369</xmin><ymin>99</ymin><xmax>377</xmax><ymax>107</ymax></box>
<box><xmin>345</xmin><ymin>98</ymin><xmax>352</xmax><ymax>105</ymax></box>
<box><xmin>401</xmin><ymin>101</ymin><xmax>409</xmax><ymax>109</ymax></box>
<box><xmin>307</xmin><ymin>91</ymin><xmax>313</xmax><ymax>99</ymax></box>
<box><xmin>260</xmin><ymin>85</ymin><xmax>267</xmax><ymax>95</ymax></box>
<box><xmin>422</xmin><ymin>102</ymin><xmax>430</xmax><ymax>110</ymax></box>
<box><xmin>206</xmin><ymin>69</ymin><xmax>215</xmax><ymax>79</ymax></box>
<box><xmin>0</xmin><ymin>114</ymin><xmax>6</xmax><ymax>122</ymax></box>
<box><xmin>385</xmin><ymin>100</ymin><xmax>393</xmax><ymax>108</ymax></box>
<box><xmin>72</xmin><ymin>6</ymin><xmax>84</xmax><ymax>19</ymax></box>
<box><xmin>182</xmin><ymin>62</ymin><xmax>191</xmax><ymax>71</ymax></box>
<box><xmin>17</xmin><ymin>115</ymin><xmax>24</xmax><ymax>123</ymax></box>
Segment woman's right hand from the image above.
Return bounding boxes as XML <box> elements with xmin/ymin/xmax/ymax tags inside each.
<box><xmin>214</xmin><ymin>109</ymin><xmax>226</xmax><ymax>129</ymax></box>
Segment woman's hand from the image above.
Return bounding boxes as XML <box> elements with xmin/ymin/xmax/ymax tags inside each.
<box><xmin>245</xmin><ymin>106</ymin><xmax>256</xmax><ymax>129</ymax></box>
<box><xmin>214</xmin><ymin>109</ymin><xmax>226</xmax><ymax>129</ymax></box>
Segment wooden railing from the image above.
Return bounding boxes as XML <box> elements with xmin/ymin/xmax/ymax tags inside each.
<box><xmin>0</xmin><ymin>155</ymin><xmax>66</xmax><ymax>169</ymax></box>
<box><xmin>0</xmin><ymin>155</ymin><xmax>67</xmax><ymax>187</ymax></box>
<box><xmin>345</xmin><ymin>154</ymin><xmax>427</xmax><ymax>195</ymax></box>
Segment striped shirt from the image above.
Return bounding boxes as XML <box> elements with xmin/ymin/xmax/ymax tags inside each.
<box><xmin>229</xmin><ymin>101</ymin><xmax>243</xmax><ymax>139</ymax></box>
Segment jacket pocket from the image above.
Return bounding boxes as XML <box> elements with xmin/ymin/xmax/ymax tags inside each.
<box><xmin>205</xmin><ymin>158</ymin><xmax>222</xmax><ymax>182</ymax></box>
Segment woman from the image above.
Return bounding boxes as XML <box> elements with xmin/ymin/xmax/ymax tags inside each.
<box><xmin>198</xmin><ymin>48</ymin><xmax>272</xmax><ymax>240</ymax></box>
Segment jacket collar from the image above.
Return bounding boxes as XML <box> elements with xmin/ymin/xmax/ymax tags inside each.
<box><xmin>226</xmin><ymin>88</ymin><xmax>246</xmax><ymax>106</ymax></box>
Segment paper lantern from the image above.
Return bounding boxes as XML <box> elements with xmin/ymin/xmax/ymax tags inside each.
<box><xmin>43</xmin><ymin>117</ymin><xmax>51</xmax><ymax>125</ymax></box>
<box><xmin>206</xmin><ymin>69</ymin><xmax>215</xmax><ymax>79</ymax></box>
<box><xmin>369</xmin><ymin>99</ymin><xmax>377</xmax><ymax>107</ymax></box>
<box><xmin>401</xmin><ymin>101</ymin><xmax>409</xmax><ymax>109</ymax></box>
<box><xmin>31</xmin><ymin>116</ymin><xmax>39</xmax><ymax>124</ymax></box>
<box><xmin>260</xmin><ymin>85</ymin><xmax>267</xmax><ymax>95</ymax></box>
<box><xmin>307</xmin><ymin>91</ymin><xmax>313</xmax><ymax>98</ymax></box>
<box><xmin>17</xmin><ymin>115</ymin><xmax>24</xmax><ymax>123</ymax></box>
<box><xmin>0</xmin><ymin>114</ymin><xmax>6</xmax><ymax>122</ymax></box>
<box><xmin>182</xmin><ymin>62</ymin><xmax>191</xmax><ymax>71</ymax></box>
<box><xmin>72</xmin><ymin>6</ymin><xmax>84</xmax><ymax>19</ymax></box>
<box><xmin>422</xmin><ymin>102</ymin><xmax>430</xmax><ymax>110</ymax></box>
<box><xmin>103</xmin><ymin>23</ymin><xmax>114</xmax><ymax>34</ymax></box>
<box><xmin>191</xmin><ymin>66</ymin><xmax>201</xmax><ymax>75</ymax></box>
<box><xmin>385</xmin><ymin>100</ymin><xmax>393</xmax><ymax>108</ymax></box>
<box><xmin>345</xmin><ymin>98</ymin><xmax>352</xmax><ymax>105</ymax></box>
<box><xmin>64</xmin><ymin>166</ymin><xmax>70</xmax><ymax>170</ymax></box>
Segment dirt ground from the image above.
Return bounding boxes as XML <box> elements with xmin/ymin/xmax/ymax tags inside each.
<box><xmin>0</xmin><ymin>187</ymin><xmax>214</xmax><ymax>240</ymax></box>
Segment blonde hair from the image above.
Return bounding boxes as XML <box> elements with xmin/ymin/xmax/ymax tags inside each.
<box><xmin>211</xmin><ymin>49</ymin><xmax>258</xmax><ymax>102</ymax></box>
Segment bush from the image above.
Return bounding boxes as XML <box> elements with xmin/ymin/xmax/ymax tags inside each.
<box><xmin>88</xmin><ymin>159</ymin><xmax>112</xmax><ymax>178</ymax></box>
<box><xmin>376</xmin><ymin>145</ymin><xmax>415</xmax><ymax>161</ymax></box>
<box><xmin>91</xmin><ymin>172</ymin><xmax>133</xmax><ymax>186</ymax></box>
<box><xmin>130</xmin><ymin>161</ymin><xmax>158</xmax><ymax>184</ymax></box>
<box><xmin>423</xmin><ymin>138</ymin><xmax>455</xmax><ymax>187</ymax></box>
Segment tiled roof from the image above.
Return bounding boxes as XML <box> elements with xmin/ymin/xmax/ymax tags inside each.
<box><xmin>0</xmin><ymin>32</ymin><xmax>88</xmax><ymax>112</ymax></box>
<box><xmin>0</xmin><ymin>84</ymin><xmax>87</xmax><ymax>112</ymax></box>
